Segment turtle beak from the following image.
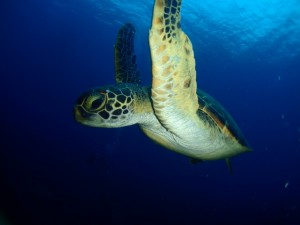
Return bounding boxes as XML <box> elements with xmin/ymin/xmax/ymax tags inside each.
<box><xmin>74</xmin><ymin>105</ymin><xmax>101</xmax><ymax>127</ymax></box>
<box><xmin>74</xmin><ymin>105</ymin><xmax>89</xmax><ymax>123</ymax></box>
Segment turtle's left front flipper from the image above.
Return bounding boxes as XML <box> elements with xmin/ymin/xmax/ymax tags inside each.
<box><xmin>114</xmin><ymin>23</ymin><xmax>141</xmax><ymax>84</ymax></box>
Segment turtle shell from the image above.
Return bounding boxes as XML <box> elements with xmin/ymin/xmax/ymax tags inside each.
<box><xmin>197</xmin><ymin>89</ymin><xmax>249</xmax><ymax>148</ymax></box>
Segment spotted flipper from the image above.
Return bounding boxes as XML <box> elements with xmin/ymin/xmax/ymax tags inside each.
<box><xmin>149</xmin><ymin>0</ymin><xmax>199</xmax><ymax>137</ymax></box>
<box><xmin>114</xmin><ymin>23</ymin><xmax>141</xmax><ymax>84</ymax></box>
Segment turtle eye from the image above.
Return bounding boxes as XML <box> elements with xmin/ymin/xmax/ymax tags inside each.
<box><xmin>87</xmin><ymin>94</ymin><xmax>106</xmax><ymax>112</ymax></box>
<box><xmin>91</xmin><ymin>98</ymin><xmax>104</xmax><ymax>110</ymax></box>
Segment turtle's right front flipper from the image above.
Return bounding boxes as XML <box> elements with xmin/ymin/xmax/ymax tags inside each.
<box><xmin>149</xmin><ymin>0</ymin><xmax>199</xmax><ymax>138</ymax></box>
<box><xmin>114</xmin><ymin>23</ymin><xmax>141</xmax><ymax>84</ymax></box>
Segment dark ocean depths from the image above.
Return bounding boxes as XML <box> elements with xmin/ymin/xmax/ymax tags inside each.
<box><xmin>1</xmin><ymin>0</ymin><xmax>300</xmax><ymax>225</ymax></box>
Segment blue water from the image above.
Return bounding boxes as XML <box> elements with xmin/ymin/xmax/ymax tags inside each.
<box><xmin>1</xmin><ymin>0</ymin><xmax>300</xmax><ymax>224</ymax></box>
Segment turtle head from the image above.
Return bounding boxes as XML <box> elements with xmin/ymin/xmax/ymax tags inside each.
<box><xmin>74</xmin><ymin>85</ymin><xmax>136</xmax><ymax>128</ymax></box>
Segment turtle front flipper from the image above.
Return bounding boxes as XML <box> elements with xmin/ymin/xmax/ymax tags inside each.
<box><xmin>114</xmin><ymin>23</ymin><xmax>141</xmax><ymax>84</ymax></box>
<box><xmin>149</xmin><ymin>0</ymin><xmax>199</xmax><ymax>138</ymax></box>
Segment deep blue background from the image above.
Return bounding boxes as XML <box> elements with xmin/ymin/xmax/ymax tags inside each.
<box><xmin>1</xmin><ymin>0</ymin><xmax>300</xmax><ymax>225</ymax></box>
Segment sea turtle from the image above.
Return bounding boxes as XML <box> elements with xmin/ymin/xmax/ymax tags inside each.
<box><xmin>74</xmin><ymin>0</ymin><xmax>251</xmax><ymax>170</ymax></box>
